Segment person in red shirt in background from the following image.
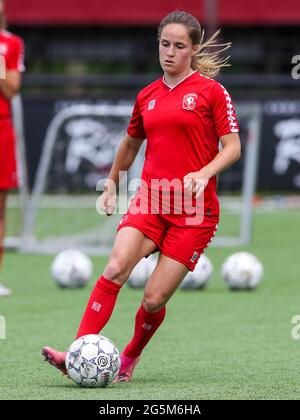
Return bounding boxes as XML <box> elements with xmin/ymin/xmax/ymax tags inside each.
<box><xmin>43</xmin><ymin>11</ymin><xmax>241</xmax><ymax>382</ymax></box>
<box><xmin>0</xmin><ymin>0</ymin><xmax>25</xmax><ymax>297</ymax></box>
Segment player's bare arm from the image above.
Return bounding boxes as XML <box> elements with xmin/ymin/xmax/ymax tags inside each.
<box><xmin>100</xmin><ymin>134</ymin><xmax>144</xmax><ymax>215</ymax></box>
<box><xmin>0</xmin><ymin>69</ymin><xmax>21</xmax><ymax>99</ymax></box>
<box><xmin>184</xmin><ymin>132</ymin><xmax>241</xmax><ymax>197</ymax></box>
<box><xmin>106</xmin><ymin>134</ymin><xmax>144</xmax><ymax>186</ymax></box>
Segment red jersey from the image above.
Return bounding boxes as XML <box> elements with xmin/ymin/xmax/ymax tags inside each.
<box><xmin>127</xmin><ymin>71</ymin><xmax>239</xmax><ymax>225</ymax></box>
<box><xmin>0</xmin><ymin>30</ymin><xmax>25</xmax><ymax>119</ymax></box>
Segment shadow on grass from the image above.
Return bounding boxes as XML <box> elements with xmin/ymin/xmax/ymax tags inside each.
<box><xmin>43</xmin><ymin>374</ymin><xmax>192</xmax><ymax>390</ymax></box>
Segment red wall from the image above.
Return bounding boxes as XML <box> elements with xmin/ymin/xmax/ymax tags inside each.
<box><xmin>5</xmin><ymin>0</ymin><xmax>300</xmax><ymax>25</ymax></box>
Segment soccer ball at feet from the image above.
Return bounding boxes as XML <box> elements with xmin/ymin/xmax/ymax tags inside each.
<box><xmin>51</xmin><ymin>249</ymin><xmax>93</xmax><ymax>288</ymax></box>
<box><xmin>66</xmin><ymin>334</ymin><xmax>121</xmax><ymax>387</ymax></box>
<box><xmin>221</xmin><ymin>252</ymin><xmax>263</xmax><ymax>290</ymax></box>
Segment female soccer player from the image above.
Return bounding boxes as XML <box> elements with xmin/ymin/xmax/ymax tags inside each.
<box><xmin>43</xmin><ymin>11</ymin><xmax>241</xmax><ymax>381</ymax></box>
<box><xmin>0</xmin><ymin>0</ymin><xmax>24</xmax><ymax>296</ymax></box>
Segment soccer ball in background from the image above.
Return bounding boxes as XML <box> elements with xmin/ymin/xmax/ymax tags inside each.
<box><xmin>221</xmin><ymin>252</ymin><xmax>263</xmax><ymax>290</ymax></box>
<box><xmin>51</xmin><ymin>249</ymin><xmax>93</xmax><ymax>288</ymax></box>
<box><xmin>127</xmin><ymin>254</ymin><xmax>158</xmax><ymax>288</ymax></box>
<box><xmin>180</xmin><ymin>254</ymin><xmax>213</xmax><ymax>289</ymax></box>
<box><xmin>66</xmin><ymin>334</ymin><xmax>121</xmax><ymax>388</ymax></box>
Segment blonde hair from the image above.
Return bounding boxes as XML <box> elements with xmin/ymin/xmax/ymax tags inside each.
<box><xmin>158</xmin><ymin>11</ymin><xmax>231</xmax><ymax>79</ymax></box>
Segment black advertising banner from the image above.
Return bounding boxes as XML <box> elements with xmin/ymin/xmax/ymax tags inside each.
<box><xmin>22</xmin><ymin>97</ymin><xmax>132</xmax><ymax>190</ymax></box>
<box><xmin>259</xmin><ymin>100</ymin><xmax>300</xmax><ymax>191</ymax></box>
<box><xmin>22</xmin><ymin>96</ymin><xmax>300</xmax><ymax>192</ymax></box>
<box><xmin>23</xmin><ymin>97</ymin><xmax>57</xmax><ymax>188</ymax></box>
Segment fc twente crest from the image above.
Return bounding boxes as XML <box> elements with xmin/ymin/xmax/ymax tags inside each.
<box><xmin>182</xmin><ymin>93</ymin><xmax>198</xmax><ymax>110</ymax></box>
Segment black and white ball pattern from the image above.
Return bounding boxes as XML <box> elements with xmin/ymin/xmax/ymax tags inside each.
<box><xmin>180</xmin><ymin>254</ymin><xmax>213</xmax><ymax>289</ymax></box>
<box><xmin>65</xmin><ymin>334</ymin><xmax>121</xmax><ymax>387</ymax></box>
<box><xmin>51</xmin><ymin>249</ymin><xmax>93</xmax><ymax>288</ymax></box>
<box><xmin>127</xmin><ymin>255</ymin><xmax>157</xmax><ymax>288</ymax></box>
<box><xmin>221</xmin><ymin>252</ymin><xmax>263</xmax><ymax>290</ymax></box>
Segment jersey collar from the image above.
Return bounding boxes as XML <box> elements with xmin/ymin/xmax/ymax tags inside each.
<box><xmin>162</xmin><ymin>70</ymin><xmax>197</xmax><ymax>91</ymax></box>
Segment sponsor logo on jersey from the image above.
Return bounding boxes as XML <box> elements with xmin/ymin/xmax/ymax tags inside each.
<box><xmin>183</xmin><ymin>93</ymin><xmax>198</xmax><ymax>110</ymax></box>
<box><xmin>148</xmin><ymin>99</ymin><xmax>156</xmax><ymax>110</ymax></box>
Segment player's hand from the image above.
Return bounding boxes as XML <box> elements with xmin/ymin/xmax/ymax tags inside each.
<box><xmin>183</xmin><ymin>170</ymin><xmax>210</xmax><ymax>198</ymax></box>
<box><xmin>98</xmin><ymin>186</ymin><xmax>117</xmax><ymax>216</ymax></box>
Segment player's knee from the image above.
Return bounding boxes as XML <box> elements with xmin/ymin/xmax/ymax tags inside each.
<box><xmin>143</xmin><ymin>296</ymin><xmax>165</xmax><ymax>313</ymax></box>
<box><xmin>103</xmin><ymin>257</ymin><xmax>129</xmax><ymax>285</ymax></box>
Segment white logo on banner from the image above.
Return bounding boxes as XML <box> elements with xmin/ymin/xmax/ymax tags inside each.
<box><xmin>273</xmin><ymin>119</ymin><xmax>300</xmax><ymax>184</ymax></box>
<box><xmin>64</xmin><ymin>118</ymin><xmax>122</xmax><ymax>174</ymax></box>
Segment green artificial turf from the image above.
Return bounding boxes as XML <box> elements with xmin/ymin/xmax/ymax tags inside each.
<box><xmin>0</xmin><ymin>209</ymin><xmax>300</xmax><ymax>400</ymax></box>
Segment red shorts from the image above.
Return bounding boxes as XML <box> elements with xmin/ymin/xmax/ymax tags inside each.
<box><xmin>117</xmin><ymin>209</ymin><xmax>218</xmax><ymax>271</ymax></box>
<box><xmin>0</xmin><ymin>120</ymin><xmax>18</xmax><ymax>190</ymax></box>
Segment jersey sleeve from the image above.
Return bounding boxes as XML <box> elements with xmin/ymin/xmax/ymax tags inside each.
<box><xmin>210</xmin><ymin>82</ymin><xmax>239</xmax><ymax>138</ymax></box>
<box><xmin>6</xmin><ymin>37</ymin><xmax>25</xmax><ymax>72</ymax></box>
<box><xmin>127</xmin><ymin>94</ymin><xmax>146</xmax><ymax>140</ymax></box>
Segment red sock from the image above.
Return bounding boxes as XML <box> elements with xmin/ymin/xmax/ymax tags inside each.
<box><xmin>76</xmin><ymin>275</ymin><xmax>121</xmax><ymax>339</ymax></box>
<box><xmin>123</xmin><ymin>304</ymin><xmax>166</xmax><ymax>358</ymax></box>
